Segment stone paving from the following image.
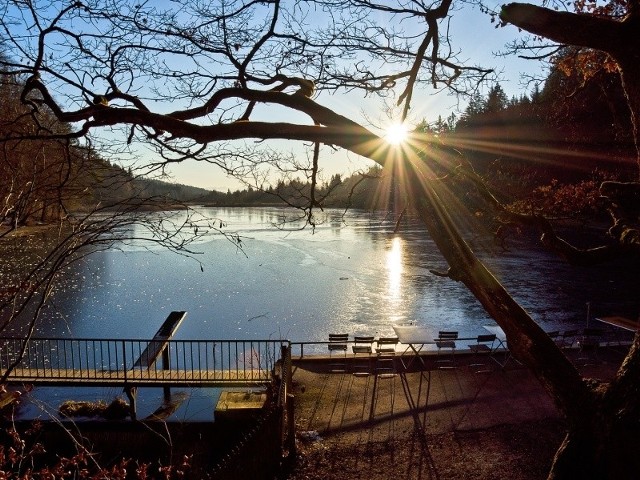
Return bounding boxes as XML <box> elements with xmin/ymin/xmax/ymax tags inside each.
<box><xmin>290</xmin><ymin>346</ymin><xmax>624</xmax><ymax>447</ymax></box>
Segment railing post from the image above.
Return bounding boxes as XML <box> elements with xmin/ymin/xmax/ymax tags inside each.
<box><xmin>162</xmin><ymin>344</ymin><xmax>170</xmax><ymax>401</ymax></box>
<box><xmin>122</xmin><ymin>340</ymin><xmax>127</xmax><ymax>381</ymax></box>
<box><xmin>280</xmin><ymin>343</ymin><xmax>296</xmax><ymax>458</ymax></box>
<box><xmin>283</xmin><ymin>343</ymin><xmax>292</xmax><ymax>394</ymax></box>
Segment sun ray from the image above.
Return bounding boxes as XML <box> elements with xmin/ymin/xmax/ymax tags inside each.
<box><xmin>386</xmin><ymin>237</ymin><xmax>403</xmax><ymax>299</ymax></box>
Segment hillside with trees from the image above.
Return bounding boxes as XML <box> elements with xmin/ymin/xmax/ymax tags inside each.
<box><xmin>1</xmin><ymin>70</ymin><xmax>211</xmax><ymax>230</ymax></box>
<box><xmin>452</xmin><ymin>57</ymin><xmax>635</xmax><ymax>186</ymax></box>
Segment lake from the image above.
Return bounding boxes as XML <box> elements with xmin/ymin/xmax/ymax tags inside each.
<box><xmin>23</xmin><ymin>206</ymin><xmax>637</xmax><ymax>347</ymax></box>
<box><xmin>7</xmin><ymin>206</ymin><xmax>637</xmax><ymax>421</ymax></box>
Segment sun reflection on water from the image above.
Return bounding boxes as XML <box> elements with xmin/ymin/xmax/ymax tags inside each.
<box><xmin>386</xmin><ymin>237</ymin><xmax>403</xmax><ymax>299</ymax></box>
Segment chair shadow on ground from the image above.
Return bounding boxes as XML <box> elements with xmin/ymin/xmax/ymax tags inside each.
<box><xmin>291</xmin><ymin>344</ymin><xmax>626</xmax><ymax>479</ymax></box>
<box><xmin>340</xmin><ymin>369</ymin><xmax>441</xmax><ymax>479</ymax></box>
<box><xmin>295</xmin><ymin>362</ymin><xmax>499</xmax><ymax>479</ymax></box>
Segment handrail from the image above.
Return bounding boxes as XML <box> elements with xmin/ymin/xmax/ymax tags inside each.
<box><xmin>1</xmin><ymin>336</ymin><xmax>502</xmax><ymax>376</ymax></box>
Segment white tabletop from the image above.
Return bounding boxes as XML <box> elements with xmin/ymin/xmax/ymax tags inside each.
<box><xmin>595</xmin><ymin>316</ymin><xmax>639</xmax><ymax>331</ymax></box>
<box><xmin>392</xmin><ymin>325</ymin><xmax>434</xmax><ymax>344</ymax></box>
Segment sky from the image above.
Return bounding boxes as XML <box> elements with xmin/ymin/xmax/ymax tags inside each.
<box><xmin>163</xmin><ymin>2</ymin><xmax>547</xmax><ymax>192</ymax></box>
<box><xmin>4</xmin><ymin>0</ymin><xmax>547</xmax><ymax>193</ymax></box>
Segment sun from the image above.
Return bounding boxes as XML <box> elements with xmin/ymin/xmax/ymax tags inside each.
<box><xmin>385</xmin><ymin>123</ymin><xmax>409</xmax><ymax>145</ymax></box>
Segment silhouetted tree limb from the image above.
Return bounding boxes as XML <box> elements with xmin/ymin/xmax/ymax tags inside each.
<box><xmin>501</xmin><ymin>1</ymin><xmax>640</xmax><ymax>174</ymax></box>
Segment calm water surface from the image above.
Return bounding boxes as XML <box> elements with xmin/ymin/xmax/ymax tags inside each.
<box><xmin>11</xmin><ymin>207</ymin><xmax>638</xmax><ymax>420</ymax></box>
<box><xmin>27</xmin><ymin>206</ymin><xmax>637</xmax><ymax>346</ymax></box>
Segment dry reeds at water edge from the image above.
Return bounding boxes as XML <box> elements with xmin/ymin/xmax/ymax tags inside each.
<box><xmin>58</xmin><ymin>392</ymin><xmax>189</xmax><ymax>421</ymax></box>
<box><xmin>58</xmin><ymin>398</ymin><xmax>129</xmax><ymax>420</ymax></box>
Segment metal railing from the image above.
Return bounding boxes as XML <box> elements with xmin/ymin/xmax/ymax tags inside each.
<box><xmin>0</xmin><ymin>337</ymin><xmax>286</xmax><ymax>387</ymax></box>
<box><xmin>289</xmin><ymin>337</ymin><xmax>485</xmax><ymax>358</ymax></box>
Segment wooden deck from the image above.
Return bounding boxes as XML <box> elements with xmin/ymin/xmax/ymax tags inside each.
<box><xmin>6</xmin><ymin>367</ymin><xmax>273</xmax><ymax>387</ymax></box>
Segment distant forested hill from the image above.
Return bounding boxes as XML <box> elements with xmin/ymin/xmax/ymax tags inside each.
<box><xmin>197</xmin><ymin>168</ymin><xmax>386</xmax><ymax>210</ymax></box>
<box><xmin>0</xmin><ymin>69</ymin><xmax>220</xmax><ymax>226</ymax></box>
<box><xmin>131</xmin><ymin>177</ymin><xmax>213</xmax><ymax>203</ymax></box>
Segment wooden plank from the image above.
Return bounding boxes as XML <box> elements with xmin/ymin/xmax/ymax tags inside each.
<box><xmin>133</xmin><ymin>311</ymin><xmax>187</xmax><ymax>368</ymax></box>
<box><xmin>5</xmin><ymin>367</ymin><xmax>272</xmax><ymax>388</ymax></box>
<box><xmin>595</xmin><ymin>316</ymin><xmax>639</xmax><ymax>332</ymax></box>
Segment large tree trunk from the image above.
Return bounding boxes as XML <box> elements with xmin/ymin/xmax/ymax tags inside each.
<box><xmin>393</xmin><ymin>145</ymin><xmax>640</xmax><ymax>479</ymax></box>
<box><xmin>547</xmin><ymin>364</ymin><xmax>640</xmax><ymax>480</ymax></box>
<box><xmin>498</xmin><ymin>4</ymin><xmax>640</xmax><ymax>476</ymax></box>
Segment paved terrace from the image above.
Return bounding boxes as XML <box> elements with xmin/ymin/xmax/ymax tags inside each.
<box><xmin>288</xmin><ymin>345</ymin><xmax>629</xmax><ymax>480</ymax></box>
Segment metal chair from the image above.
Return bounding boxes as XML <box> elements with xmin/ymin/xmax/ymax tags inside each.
<box><xmin>577</xmin><ymin>328</ymin><xmax>603</xmax><ymax>365</ymax></box>
<box><xmin>327</xmin><ymin>333</ymin><xmax>348</xmax><ymax>373</ymax></box>
<box><xmin>468</xmin><ymin>334</ymin><xmax>497</xmax><ymax>372</ymax></box>
<box><xmin>375</xmin><ymin>337</ymin><xmax>399</xmax><ymax>377</ymax></box>
<box><xmin>436</xmin><ymin>331</ymin><xmax>458</xmax><ymax>368</ymax></box>
<box><xmin>352</xmin><ymin>336</ymin><xmax>375</xmax><ymax>376</ymax></box>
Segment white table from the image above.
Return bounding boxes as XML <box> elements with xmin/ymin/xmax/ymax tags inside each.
<box><xmin>595</xmin><ymin>316</ymin><xmax>639</xmax><ymax>332</ymax></box>
<box><xmin>392</xmin><ymin>325</ymin><xmax>435</xmax><ymax>370</ymax></box>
